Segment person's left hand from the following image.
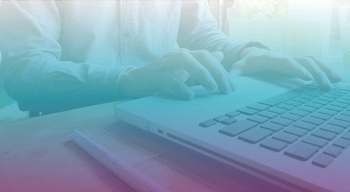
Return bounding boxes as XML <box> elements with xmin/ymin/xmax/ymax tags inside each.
<box><xmin>231</xmin><ymin>47</ymin><xmax>342</xmax><ymax>90</ymax></box>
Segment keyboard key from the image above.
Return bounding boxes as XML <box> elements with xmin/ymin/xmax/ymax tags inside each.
<box><xmin>324</xmin><ymin>105</ymin><xmax>343</xmax><ymax>112</ymax></box>
<box><xmin>318</xmin><ymin>96</ymin><xmax>335</xmax><ymax>102</ymax></box>
<box><xmin>337</xmin><ymin>99</ymin><xmax>350</xmax><ymax>105</ymax></box>
<box><xmin>342</xmin><ymin>111</ymin><xmax>350</xmax><ymax>116</ymax></box>
<box><xmin>329</xmin><ymin>91</ymin><xmax>346</xmax><ymax>97</ymax></box>
<box><xmin>226</xmin><ymin>111</ymin><xmax>240</xmax><ymax>117</ymax></box>
<box><xmin>304</xmin><ymin>103</ymin><xmax>323</xmax><ymax>109</ymax></box>
<box><xmin>299</xmin><ymin>95</ymin><xmax>316</xmax><ymax>101</ymax></box>
<box><xmin>312</xmin><ymin>99</ymin><xmax>330</xmax><ymax>105</ymax></box>
<box><xmin>284</xmin><ymin>126</ymin><xmax>308</xmax><ymax>137</ymax></box>
<box><xmin>214</xmin><ymin>115</ymin><xmax>229</xmax><ymax>122</ymax></box>
<box><xmin>312</xmin><ymin>154</ymin><xmax>333</xmax><ymax>168</ymax></box>
<box><xmin>258</xmin><ymin>111</ymin><xmax>278</xmax><ymax>119</ymax></box>
<box><xmin>302</xmin><ymin>136</ymin><xmax>328</xmax><ymax>148</ymax></box>
<box><xmin>323</xmin><ymin>93</ymin><xmax>340</xmax><ymax>99</ymax></box>
<box><xmin>335</xmin><ymin>115</ymin><xmax>350</xmax><ymax>122</ymax></box>
<box><xmin>221</xmin><ymin>117</ymin><xmax>237</xmax><ymax>125</ymax></box>
<box><xmin>260</xmin><ymin>122</ymin><xmax>284</xmax><ymax>132</ymax></box>
<box><xmin>313</xmin><ymin>90</ymin><xmax>327</xmax><ymax>95</ymax></box>
<box><xmin>289</xmin><ymin>109</ymin><xmax>310</xmax><ymax>117</ymax></box>
<box><xmin>259</xmin><ymin>91</ymin><xmax>302</xmax><ymax>106</ymax></box>
<box><xmin>339</xmin><ymin>85</ymin><xmax>350</xmax><ymax>91</ymax></box>
<box><xmin>306</xmin><ymin>92</ymin><xmax>323</xmax><ymax>97</ymax></box>
<box><xmin>277</xmin><ymin>104</ymin><xmax>295</xmax><ymax>111</ymax></box>
<box><xmin>292</xmin><ymin>98</ymin><xmax>309</xmax><ymax>104</ymax></box>
<box><xmin>310</xmin><ymin>112</ymin><xmax>332</xmax><ymax>120</ymax></box>
<box><xmin>280</xmin><ymin>113</ymin><xmax>302</xmax><ymax>121</ymax></box>
<box><xmin>237</xmin><ymin>107</ymin><xmax>259</xmax><ymax>115</ymax></box>
<box><xmin>293</xmin><ymin>121</ymin><xmax>317</xmax><ymax>131</ymax></box>
<box><xmin>336</xmin><ymin>88</ymin><xmax>350</xmax><ymax>93</ymax></box>
<box><xmin>317</xmin><ymin>108</ymin><xmax>338</xmax><ymax>116</ymax></box>
<box><xmin>271</xmin><ymin>117</ymin><xmax>293</xmax><ymax>126</ymax></box>
<box><xmin>302</xmin><ymin>117</ymin><xmax>324</xmax><ymax>126</ymax></box>
<box><xmin>247</xmin><ymin>103</ymin><xmax>270</xmax><ymax>111</ymax></box>
<box><xmin>323</xmin><ymin>145</ymin><xmax>342</xmax><ymax>158</ymax></box>
<box><xmin>328</xmin><ymin>119</ymin><xmax>350</xmax><ymax>128</ymax></box>
<box><xmin>284</xmin><ymin>142</ymin><xmax>319</xmax><ymax>161</ymax></box>
<box><xmin>267</xmin><ymin>107</ymin><xmax>287</xmax><ymax>114</ymax></box>
<box><xmin>247</xmin><ymin>115</ymin><xmax>269</xmax><ymax>124</ymax></box>
<box><xmin>311</xmin><ymin>130</ymin><xmax>336</xmax><ymax>141</ymax></box>
<box><xmin>336</xmin><ymin>89</ymin><xmax>350</xmax><ymax>93</ymax></box>
<box><xmin>297</xmin><ymin>106</ymin><xmax>316</xmax><ymax>113</ymax></box>
<box><xmin>330</xmin><ymin>102</ymin><xmax>349</xmax><ymax>108</ymax></box>
<box><xmin>260</xmin><ymin>138</ymin><xmax>288</xmax><ymax>152</ymax></box>
<box><xmin>319</xmin><ymin>124</ymin><xmax>344</xmax><ymax>134</ymax></box>
<box><xmin>238</xmin><ymin>128</ymin><xmax>272</xmax><ymax>144</ymax></box>
<box><xmin>219</xmin><ymin>120</ymin><xmax>259</xmax><ymax>137</ymax></box>
<box><xmin>333</xmin><ymin>138</ymin><xmax>350</xmax><ymax>149</ymax></box>
<box><xmin>302</xmin><ymin>83</ymin><xmax>318</xmax><ymax>88</ymax></box>
<box><xmin>298</xmin><ymin>106</ymin><xmax>317</xmax><ymax>113</ymax></box>
<box><xmin>285</xmin><ymin>101</ymin><xmax>302</xmax><ymax>107</ymax></box>
<box><xmin>341</xmin><ymin>132</ymin><xmax>350</xmax><ymax>140</ymax></box>
<box><xmin>199</xmin><ymin>120</ymin><xmax>217</xmax><ymax>127</ymax></box>
<box><xmin>272</xmin><ymin>132</ymin><xmax>298</xmax><ymax>144</ymax></box>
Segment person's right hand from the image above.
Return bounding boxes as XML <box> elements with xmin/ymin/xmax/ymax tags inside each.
<box><xmin>118</xmin><ymin>49</ymin><xmax>235</xmax><ymax>99</ymax></box>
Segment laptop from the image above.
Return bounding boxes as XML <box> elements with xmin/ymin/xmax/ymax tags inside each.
<box><xmin>115</xmin><ymin>75</ymin><xmax>350</xmax><ymax>191</ymax></box>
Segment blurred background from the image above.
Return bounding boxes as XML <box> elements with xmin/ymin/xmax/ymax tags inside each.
<box><xmin>1</xmin><ymin>0</ymin><xmax>350</xmax><ymax>124</ymax></box>
<box><xmin>209</xmin><ymin>0</ymin><xmax>350</xmax><ymax>58</ymax></box>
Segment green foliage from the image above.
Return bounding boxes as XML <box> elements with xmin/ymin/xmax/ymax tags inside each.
<box><xmin>235</xmin><ymin>0</ymin><xmax>288</xmax><ymax>20</ymax></box>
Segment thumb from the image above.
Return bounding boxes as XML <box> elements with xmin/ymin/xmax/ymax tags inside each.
<box><xmin>211</xmin><ymin>51</ymin><xmax>224</xmax><ymax>62</ymax></box>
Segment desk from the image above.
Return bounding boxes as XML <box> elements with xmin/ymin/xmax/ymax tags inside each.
<box><xmin>0</xmin><ymin>102</ymin><xmax>288</xmax><ymax>192</ymax></box>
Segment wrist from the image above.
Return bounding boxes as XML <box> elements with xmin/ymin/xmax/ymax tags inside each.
<box><xmin>118</xmin><ymin>67</ymin><xmax>136</xmax><ymax>99</ymax></box>
<box><xmin>240</xmin><ymin>47</ymin><xmax>261</xmax><ymax>59</ymax></box>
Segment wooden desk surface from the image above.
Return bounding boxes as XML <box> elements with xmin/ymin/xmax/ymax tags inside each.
<box><xmin>0</xmin><ymin>102</ymin><xmax>286</xmax><ymax>192</ymax></box>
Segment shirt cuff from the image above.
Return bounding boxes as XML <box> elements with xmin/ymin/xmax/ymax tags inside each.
<box><xmin>88</xmin><ymin>65</ymin><xmax>134</xmax><ymax>102</ymax></box>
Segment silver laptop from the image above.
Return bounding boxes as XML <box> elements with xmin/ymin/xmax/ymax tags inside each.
<box><xmin>115</xmin><ymin>75</ymin><xmax>350</xmax><ymax>191</ymax></box>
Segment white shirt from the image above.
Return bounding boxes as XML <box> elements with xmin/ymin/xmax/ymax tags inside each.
<box><xmin>0</xmin><ymin>0</ymin><xmax>266</xmax><ymax>113</ymax></box>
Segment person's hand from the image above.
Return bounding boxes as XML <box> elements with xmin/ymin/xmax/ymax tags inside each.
<box><xmin>118</xmin><ymin>49</ymin><xmax>235</xmax><ymax>99</ymax></box>
<box><xmin>232</xmin><ymin>47</ymin><xmax>342</xmax><ymax>90</ymax></box>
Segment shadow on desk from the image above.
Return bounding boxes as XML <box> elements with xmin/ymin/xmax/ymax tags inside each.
<box><xmin>63</xmin><ymin>140</ymin><xmax>135</xmax><ymax>191</ymax></box>
<box><xmin>70</xmin><ymin>120</ymin><xmax>287</xmax><ymax>192</ymax></box>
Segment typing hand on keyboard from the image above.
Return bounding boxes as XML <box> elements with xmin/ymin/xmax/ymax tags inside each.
<box><xmin>119</xmin><ymin>49</ymin><xmax>235</xmax><ymax>100</ymax></box>
<box><xmin>231</xmin><ymin>47</ymin><xmax>342</xmax><ymax>90</ymax></box>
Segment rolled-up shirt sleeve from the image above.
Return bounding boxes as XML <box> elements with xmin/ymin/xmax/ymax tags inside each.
<box><xmin>0</xmin><ymin>1</ymin><xmax>130</xmax><ymax>113</ymax></box>
<box><xmin>177</xmin><ymin>0</ymin><xmax>269</xmax><ymax>71</ymax></box>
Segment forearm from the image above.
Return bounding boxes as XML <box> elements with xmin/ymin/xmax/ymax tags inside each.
<box><xmin>178</xmin><ymin>0</ymin><xmax>268</xmax><ymax>71</ymax></box>
<box><xmin>1</xmin><ymin>55</ymin><xmax>131</xmax><ymax>113</ymax></box>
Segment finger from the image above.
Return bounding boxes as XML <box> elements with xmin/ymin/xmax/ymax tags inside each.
<box><xmin>308</xmin><ymin>56</ymin><xmax>342</xmax><ymax>83</ymax></box>
<box><xmin>166</xmin><ymin>51</ymin><xmax>218</xmax><ymax>92</ymax></box>
<box><xmin>161</xmin><ymin>72</ymin><xmax>194</xmax><ymax>100</ymax></box>
<box><xmin>294</xmin><ymin>57</ymin><xmax>333</xmax><ymax>90</ymax></box>
<box><xmin>272</xmin><ymin>57</ymin><xmax>314</xmax><ymax>81</ymax></box>
<box><xmin>191</xmin><ymin>50</ymin><xmax>233</xmax><ymax>93</ymax></box>
<box><xmin>211</xmin><ymin>51</ymin><xmax>224</xmax><ymax>62</ymax></box>
<box><xmin>211</xmin><ymin>51</ymin><xmax>235</xmax><ymax>90</ymax></box>
<box><xmin>155</xmin><ymin>50</ymin><xmax>218</xmax><ymax>91</ymax></box>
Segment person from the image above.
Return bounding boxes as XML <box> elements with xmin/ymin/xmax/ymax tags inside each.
<box><xmin>0</xmin><ymin>0</ymin><xmax>342</xmax><ymax>115</ymax></box>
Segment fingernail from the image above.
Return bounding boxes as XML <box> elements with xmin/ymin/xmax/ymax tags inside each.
<box><xmin>323</xmin><ymin>79</ymin><xmax>333</xmax><ymax>90</ymax></box>
<box><xmin>222</xmin><ymin>80</ymin><xmax>232</xmax><ymax>93</ymax></box>
<box><xmin>183</xmin><ymin>90</ymin><xmax>194</xmax><ymax>100</ymax></box>
<box><xmin>305</xmin><ymin>72</ymin><xmax>313</xmax><ymax>80</ymax></box>
<box><xmin>334</xmin><ymin>72</ymin><xmax>343</xmax><ymax>80</ymax></box>
<box><xmin>229</xmin><ymin>79</ymin><xmax>235</xmax><ymax>90</ymax></box>
<box><xmin>207</xmin><ymin>79</ymin><xmax>218</xmax><ymax>92</ymax></box>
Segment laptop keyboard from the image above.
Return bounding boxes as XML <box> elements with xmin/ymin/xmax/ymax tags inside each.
<box><xmin>199</xmin><ymin>83</ymin><xmax>350</xmax><ymax>168</ymax></box>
